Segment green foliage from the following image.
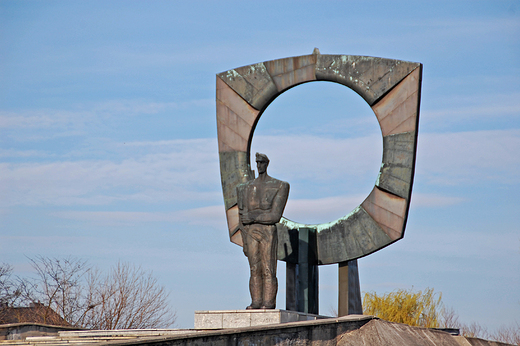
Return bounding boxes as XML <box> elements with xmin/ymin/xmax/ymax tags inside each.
<box><xmin>363</xmin><ymin>288</ymin><xmax>520</xmax><ymax>344</ymax></box>
<box><xmin>363</xmin><ymin>287</ymin><xmax>442</xmax><ymax>328</ymax></box>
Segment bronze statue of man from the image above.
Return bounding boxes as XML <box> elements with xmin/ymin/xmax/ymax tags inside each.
<box><xmin>237</xmin><ymin>153</ymin><xmax>290</xmax><ymax>309</ymax></box>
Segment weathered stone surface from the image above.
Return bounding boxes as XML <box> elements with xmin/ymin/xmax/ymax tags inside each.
<box><xmin>377</xmin><ymin>131</ymin><xmax>416</xmax><ymax>199</ymax></box>
<box><xmin>316</xmin><ymin>54</ymin><xmax>420</xmax><ymax>106</ymax></box>
<box><xmin>454</xmin><ymin>336</ymin><xmax>513</xmax><ymax>346</ymax></box>
<box><xmin>337</xmin><ymin>319</ymin><xmax>462</xmax><ymax>346</ymax></box>
<box><xmin>249</xmin><ymin>311</ymin><xmax>278</xmax><ymax>326</ymax></box>
<box><xmin>338</xmin><ymin>260</ymin><xmax>362</xmax><ymax>317</ymax></box>
<box><xmin>58</xmin><ymin>329</ymin><xmax>195</xmax><ymax>338</ymax></box>
<box><xmin>378</xmin><ymin>167</ymin><xmax>412</xmax><ymax>199</ymax></box>
<box><xmin>264</xmin><ymin>54</ymin><xmax>317</xmax><ymax>92</ymax></box>
<box><xmin>230</xmin><ymin>229</ymin><xmax>243</xmax><ymax>247</ymax></box>
<box><xmin>285</xmin><ymin>228</ymin><xmax>319</xmax><ymax>315</ymax></box>
<box><xmin>0</xmin><ymin>324</ymin><xmax>79</xmax><ymax>341</ymax></box>
<box><xmin>217</xmin><ymin>63</ymin><xmax>278</xmax><ymax>110</ymax></box>
<box><xmin>361</xmin><ymin>187</ymin><xmax>407</xmax><ymax>240</ymax></box>
<box><xmin>276</xmin><ymin>220</ymin><xmax>299</xmax><ymax>263</ymax></box>
<box><xmin>194</xmin><ymin>312</ymin><xmax>222</xmax><ymax>330</ymax></box>
<box><xmin>216</xmin><ymin>77</ymin><xmax>258</xmax><ymax>152</ymax></box>
<box><xmin>357</xmin><ymin>207</ymin><xmax>394</xmax><ymax>250</ymax></box>
<box><xmin>194</xmin><ymin>310</ymin><xmax>329</xmax><ymax>329</ymax></box>
<box><xmin>3</xmin><ymin>317</ymin><xmax>506</xmax><ymax>346</ymax></box>
<box><xmin>219</xmin><ymin>151</ymin><xmax>253</xmax><ymax>210</ymax></box>
<box><xmin>225</xmin><ymin>205</ymin><xmax>239</xmax><ymax>241</ymax></box>
<box><xmin>216</xmin><ymin>117</ymin><xmax>247</xmax><ymax>152</ymax></box>
<box><xmin>372</xmin><ymin>67</ymin><xmax>421</xmax><ymax>136</ymax></box>
<box><xmin>316</xmin><ymin>208</ymin><xmax>392</xmax><ymax>265</ymax></box>
<box><xmin>217</xmin><ymin>54</ymin><xmax>422</xmax><ymax>266</ymax></box>
<box><xmin>222</xmin><ymin>312</ymin><xmax>249</xmax><ymax>329</ymax></box>
<box><xmin>277</xmin><ymin>182</ymin><xmax>410</xmax><ymax>265</ymax></box>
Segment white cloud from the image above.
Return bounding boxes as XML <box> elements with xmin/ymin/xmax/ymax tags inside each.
<box><xmin>409</xmin><ymin>193</ymin><xmax>465</xmax><ymax>208</ymax></box>
<box><xmin>51</xmin><ymin>205</ymin><xmax>227</xmax><ymax>228</ymax></box>
<box><xmin>0</xmin><ymin>149</ymin><xmax>49</xmax><ymax>158</ymax></box>
<box><xmin>422</xmin><ymin>92</ymin><xmax>520</xmax><ymax>125</ymax></box>
<box><xmin>407</xmin><ymin>17</ymin><xmax>520</xmax><ymax>38</ymax></box>
<box><xmin>417</xmin><ymin>129</ymin><xmax>520</xmax><ymax>185</ymax></box>
<box><xmin>0</xmin><ymin>138</ymin><xmax>221</xmax><ymax>207</ymax></box>
<box><xmin>3</xmin><ymin>129</ymin><xmax>517</xmax><ymax>208</ymax></box>
<box><xmin>424</xmin><ymin>103</ymin><xmax>520</xmax><ymax>121</ymax></box>
<box><xmin>0</xmin><ymin>99</ymin><xmax>212</xmax><ymax>132</ymax></box>
<box><xmin>396</xmin><ymin>16</ymin><xmax>519</xmax><ymax>52</ymax></box>
<box><xmin>283</xmin><ymin>195</ymin><xmax>366</xmax><ymax>224</ymax></box>
<box><xmin>251</xmin><ymin>134</ymin><xmax>383</xmax><ymax>183</ymax></box>
<box><xmin>0</xmin><ymin>109</ymin><xmax>89</xmax><ymax>129</ymax></box>
<box><xmin>90</xmin><ymin>99</ymin><xmax>212</xmax><ymax>115</ymax></box>
<box><xmin>47</xmin><ymin>191</ymin><xmax>465</xmax><ymax>230</ymax></box>
<box><xmin>396</xmin><ymin>227</ymin><xmax>520</xmax><ymax>260</ymax></box>
<box><xmin>308</xmin><ymin>16</ymin><xmax>519</xmax><ymax>58</ymax></box>
<box><xmin>254</xmin><ymin>129</ymin><xmax>520</xmax><ymax>189</ymax></box>
<box><xmin>282</xmin><ymin>193</ymin><xmax>464</xmax><ymax>224</ymax></box>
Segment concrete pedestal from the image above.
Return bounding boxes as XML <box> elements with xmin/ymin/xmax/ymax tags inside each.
<box><xmin>194</xmin><ymin>310</ymin><xmax>330</xmax><ymax>329</ymax></box>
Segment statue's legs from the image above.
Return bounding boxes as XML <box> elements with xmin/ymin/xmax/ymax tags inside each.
<box><xmin>262</xmin><ymin>277</ymin><xmax>277</xmax><ymax>309</ymax></box>
<box><xmin>246</xmin><ymin>237</ymin><xmax>263</xmax><ymax>309</ymax></box>
<box><xmin>260</xmin><ymin>225</ymin><xmax>277</xmax><ymax>309</ymax></box>
<box><xmin>244</xmin><ymin>224</ymin><xmax>278</xmax><ymax>309</ymax></box>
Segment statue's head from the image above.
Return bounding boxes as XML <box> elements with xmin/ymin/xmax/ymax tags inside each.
<box><xmin>255</xmin><ymin>152</ymin><xmax>269</xmax><ymax>174</ymax></box>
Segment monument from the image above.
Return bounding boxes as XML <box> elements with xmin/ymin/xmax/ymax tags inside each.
<box><xmin>237</xmin><ymin>153</ymin><xmax>289</xmax><ymax>310</ymax></box>
<box><xmin>216</xmin><ymin>49</ymin><xmax>422</xmax><ymax>317</ymax></box>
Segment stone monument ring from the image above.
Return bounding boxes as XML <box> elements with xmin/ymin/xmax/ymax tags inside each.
<box><xmin>216</xmin><ymin>50</ymin><xmax>422</xmax><ymax>265</ymax></box>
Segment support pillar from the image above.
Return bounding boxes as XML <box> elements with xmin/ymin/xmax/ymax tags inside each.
<box><xmin>286</xmin><ymin>228</ymin><xmax>319</xmax><ymax>314</ymax></box>
<box><xmin>338</xmin><ymin>259</ymin><xmax>362</xmax><ymax>316</ymax></box>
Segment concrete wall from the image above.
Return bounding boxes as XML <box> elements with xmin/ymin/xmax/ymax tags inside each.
<box><xmin>102</xmin><ymin>316</ymin><xmax>513</xmax><ymax>346</ymax></box>
<box><xmin>111</xmin><ymin>315</ymin><xmax>372</xmax><ymax>346</ymax></box>
<box><xmin>0</xmin><ymin>323</ymin><xmax>80</xmax><ymax>340</ymax></box>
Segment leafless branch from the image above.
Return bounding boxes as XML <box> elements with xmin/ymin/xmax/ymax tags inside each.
<box><xmin>5</xmin><ymin>258</ymin><xmax>175</xmax><ymax>329</ymax></box>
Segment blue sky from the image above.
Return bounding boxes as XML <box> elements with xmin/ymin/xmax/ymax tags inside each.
<box><xmin>1</xmin><ymin>1</ymin><xmax>519</xmax><ymax>330</ymax></box>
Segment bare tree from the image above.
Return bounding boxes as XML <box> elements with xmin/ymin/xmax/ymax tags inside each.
<box><xmin>490</xmin><ymin>322</ymin><xmax>520</xmax><ymax>346</ymax></box>
<box><xmin>0</xmin><ymin>263</ymin><xmax>16</xmax><ymax>306</ymax></box>
<box><xmin>461</xmin><ymin>321</ymin><xmax>489</xmax><ymax>339</ymax></box>
<box><xmin>440</xmin><ymin>306</ymin><xmax>520</xmax><ymax>345</ymax></box>
<box><xmin>440</xmin><ymin>306</ymin><xmax>461</xmax><ymax>329</ymax></box>
<box><xmin>0</xmin><ymin>262</ymin><xmax>33</xmax><ymax>307</ymax></box>
<box><xmin>27</xmin><ymin>257</ymin><xmax>175</xmax><ymax>329</ymax></box>
<box><xmin>29</xmin><ymin>256</ymin><xmax>92</xmax><ymax>326</ymax></box>
<box><xmin>82</xmin><ymin>262</ymin><xmax>175</xmax><ymax>329</ymax></box>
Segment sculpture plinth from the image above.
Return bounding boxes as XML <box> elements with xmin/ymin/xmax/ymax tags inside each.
<box><xmin>194</xmin><ymin>310</ymin><xmax>328</xmax><ymax>329</ymax></box>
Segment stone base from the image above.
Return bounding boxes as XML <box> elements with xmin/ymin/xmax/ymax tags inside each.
<box><xmin>194</xmin><ymin>310</ymin><xmax>330</xmax><ymax>329</ymax></box>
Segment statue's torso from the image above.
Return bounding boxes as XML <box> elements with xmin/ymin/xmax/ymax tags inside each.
<box><xmin>243</xmin><ymin>179</ymin><xmax>284</xmax><ymax>211</ymax></box>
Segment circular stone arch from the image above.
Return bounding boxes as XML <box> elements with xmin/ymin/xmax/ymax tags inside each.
<box><xmin>216</xmin><ymin>52</ymin><xmax>422</xmax><ymax>265</ymax></box>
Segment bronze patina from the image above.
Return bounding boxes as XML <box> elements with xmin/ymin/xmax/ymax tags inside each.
<box><xmin>237</xmin><ymin>153</ymin><xmax>289</xmax><ymax>309</ymax></box>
